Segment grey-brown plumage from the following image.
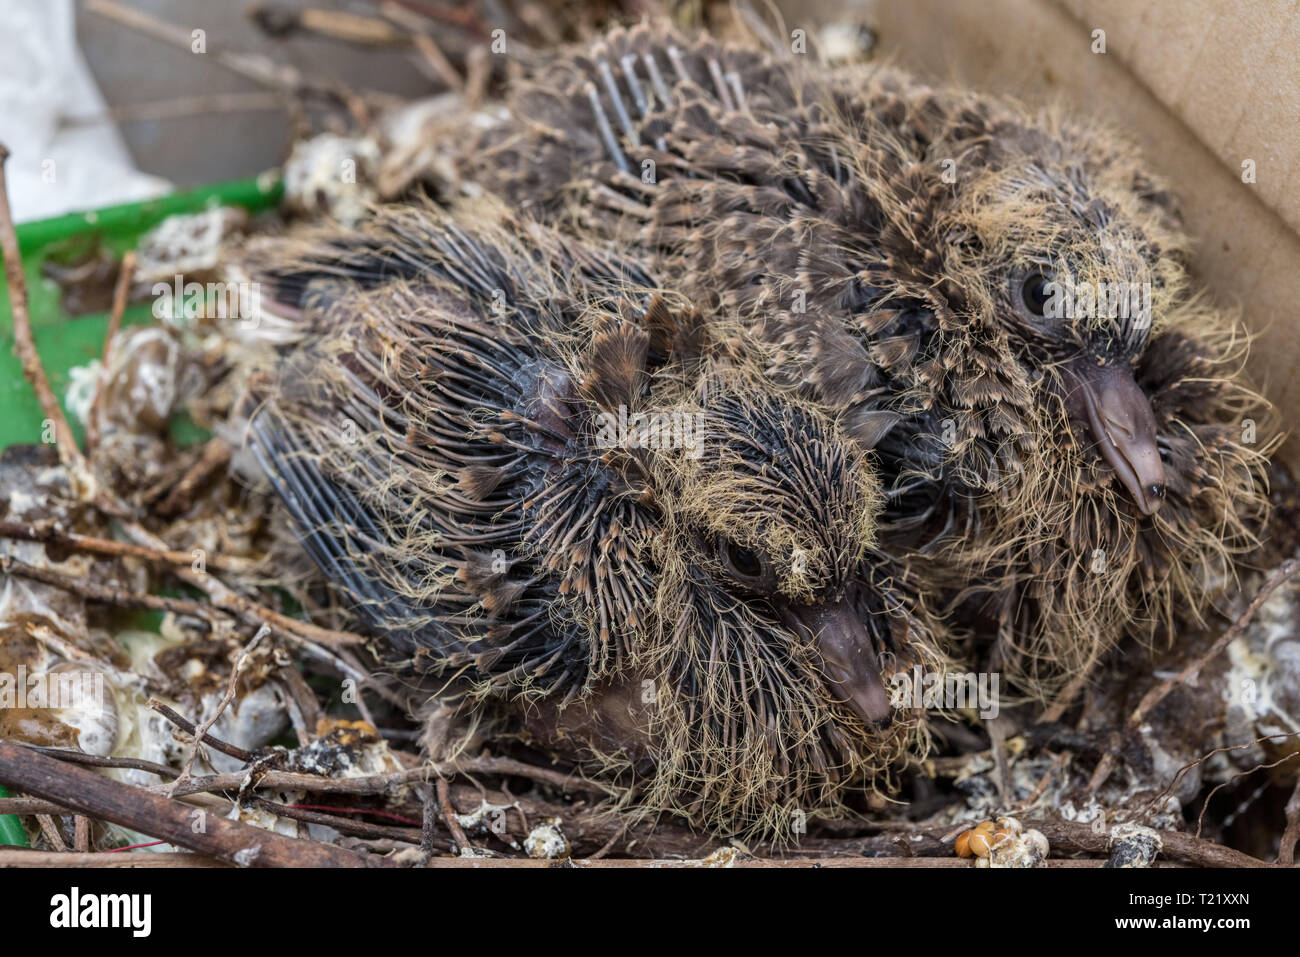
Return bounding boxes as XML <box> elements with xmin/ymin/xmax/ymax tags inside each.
<box><xmin>240</xmin><ymin>202</ymin><xmax>946</xmax><ymax>836</ymax></box>
<box><xmin>459</xmin><ymin>22</ymin><xmax>1275</xmax><ymax>699</ymax></box>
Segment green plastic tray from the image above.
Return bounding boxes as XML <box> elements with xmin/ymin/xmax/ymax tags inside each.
<box><xmin>0</xmin><ymin>174</ymin><xmax>283</xmax><ymax>450</ymax></box>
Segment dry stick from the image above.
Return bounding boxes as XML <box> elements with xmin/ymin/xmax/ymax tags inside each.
<box><xmin>1195</xmin><ymin>752</ymin><xmax>1298</xmax><ymax>839</ymax></box>
<box><xmin>379</xmin><ymin>2</ymin><xmax>465</xmax><ymax>91</ymax></box>
<box><xmin>0</xmin><ymin>849</ymin><xmax>228</xmax><ymax>868</ymax></box>
<box><xmin>463</xmin><ymin>45</ymin><xmax>491</xmax><ymax>110</ymax></box>
<box><xmin>250</xmin><ymin>797</ymin><xmax>427</xmax><ymax>846</ymax></box>
<box><xmin>409</xmin><ymin>30</ymin><xmax>467</xmax><ymax>92</ymax></box>
<box><xmin>149</xmin><ymin>700</ymin><xmax>259</xmax><ymax>764</ymax></box>
<box><xmin>0</xmin><ymin>520</ymin><xmax>253</xmax><ymax>574</ymax></box>
<box><xmin>74</xmin><ymin>815</ymin><xmax>90</xmax><ymax>853</ymax></box>
<box><xmin>436</xmin><ymin>777</ymin><xmax>473</xmax><ymax>853</ymax></box>
<box><xmin>65</xmin><ymin>93</ymin><xmax>286</xmax><ymax>128</ymax></box>
<box><xmin>152</xmin><ymin>437</ymin><xmax>233</xmax><ymax>517</ymax></box>
<box><xmin>420</xmin><ymin>789</ymin><xmax>439</xmax><ymax>860</ymax></box>
<box><xmin>86</xmin><ymin>0</ymin><xmax>400</xmax><ymax>128</ymax></box>
<box><xmin>35</xmin><ymin>814</ymin><xmax>66</xmax><ymax>851</ymax></box>
<box><xmin>384</xmin><ymin>0</ymin><xmax>492</xmax><ymax>40</ymax></box>
<box><xmin>0</xmin><ymin>740</ymin><xmax>379</xmax><ymax>867</ymax></box>
<box><xmin>154</xmin><ymin>754</ymin><xmax>603</xmax><ymax>802</ymax></box>
<box><xmin>1027</xmin><ymin>818</ymin><xmax>1271</xmax><ymax>869</ymax></box>
<box><xmin>0</xmin><ymin>555</ymin><xmax>220</xmax><ymax>625</ymax></box>
<box><xmin>168</xmin><ymin>625</ymin><xmax>270</xmax><ymax>797</ymax></box>
<box><xmin>413</xmin><ymin>856</ymin><xmax>1178</xmax><ymax>869</ymax></box>
<box><xmin>20</xmin><ymin>743</ymin><xmax>179</xmax><ymax>781</ymax></box>
<box><xmin>0</xmin><ymin>797</ymin><xmax>73</xmax><ymax>815</ymax></box>
<box><xmin>162</xmin><ymin>764</ymin><xmax>434</xmax><ymax>799</ymax></box>
<box><xmin>85</xmin><ymin>0</ymin><xmax>310</xmax><ymax>97</ymax></box>
<box><xmin>1089</xmin><ymin>558</ymin><xmax>1300</xmax><ymax>792</ymax></box>
<box><xmin>248</xmin><ymin>5</ymin><xmax>409</xmax><ymax>46</ymax></box>
<box><xmin>85</xmin><ymin>250</ymin><xmax>135</xmax><ymax>454</ymax></box>
<box><xmin>117</xmin><ymin>518</ymin><xmax>365</xmax><ymax>647</ymax></box>
<box><xmin>0</xmin><ymin>145</ymin><xmax>91</xmax><ymax>493</ymax></box>
<box><xmin>1279</xmin><ymin>774</ymin><xmax>1300</xmax><ymax>867</ymax></box>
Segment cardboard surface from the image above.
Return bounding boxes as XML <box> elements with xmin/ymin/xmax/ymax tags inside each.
<box><xmin>868</xmin><ymin>0</ymin><xmax>1300</xmax><ymax>471</ymax></box>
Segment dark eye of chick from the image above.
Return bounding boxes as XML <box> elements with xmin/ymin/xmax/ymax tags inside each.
<box><xmin>722</xmin><ymin>540</ymin><xmax>769</xmax><ymax>588</ymax></box>
<box><xmin>1019</xmin><ymin>272</ymin><xmax>1052</xmax><ymax>317</ymax></box>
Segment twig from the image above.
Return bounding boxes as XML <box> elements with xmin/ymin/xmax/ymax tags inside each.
<box><xmin>1090</xmin><ymin>558</ymin><xmax>1300</xmax><ymax>791</ymax></box>
<box><xmin>86</xmin><ymin>0</ymin><xmax>321</xmax><ymax>99</ymax></box>
<box><xmin>251</xmin><ymin>798</ymin><xmax>426</xmax><ymax>845</ymax></box>
<box><xmin>150</xmin><ymin>437</ymin><xmax>234</xmax><ymax>517</ymax></box>
<box><xmin>248</xmin><ymin>5</ymin><xmax>408</xmax><ymax>46</ymax></box>
<box><xmin>586</xmin><ymin>822</ymin><xmax>627</xmax><ymax>861</ymax></box>
<box><xmin>64</xmin><ymin>93</ymin><xmax>286</xmax><ymax>129</ymax></box>
<box><xmin>410</xmin><ymin>31</ymin><xmax>467</xmax><ymax>93</ymax></box>
<box><xmin>1028</xmin><ymin>818</ymin><xmax>1272</xmax><ymax>869</ymax></box>
<box><xmin>19</xmin><ymin>743</ymin><xmax>179</xmax><ymax>780</ymax></box>
<box><xmin>161</xmin><ymin>765</ymin><xmax>432</xmax><ymax>799</ymax></box>
<box><xmin>420</xmin><ymin>788</ymin><xmax>438</xmax><ymax>861</ymax></box>
<box><xmin>1131</xmin><ymin>559</ymin><xmax>1300</xmax><ymax>727</ymax></box>
<box><xmin>383</xmin><ymin>0</ymin><xmax>492</xmax><ymax>41</ymax></box>
<box><xmin>74</xmin><ymin>815</ymin><xmax>90</xmax><ymax>853</ymax></box>
<box><xmin>149</xmin><ymin>700</ymin><xmax>260</xmax><ymax>763</ymax></box>
<box><xmin>35</xmin><ymin>814</ymin><xmax>66</xmax><ymax>851</ymax></box>
<box><xmin>112</xmin><ymin>516</ymin><xmax>365</xmax><ymax>646</ymax></box>
<box><xmin>0</xmin><ymin>555</ymin><xmax>219</xmax><ymax>625</ymax></box>
<box><xmin>1280</xmin><ymin>774</ymin><xmax>1300</xmax><ymax>867</ymax></box>
<box><xmin>86</xmin><ymin>250</ymin><xmax>135</xmax><ymax>454</ymax></box>
<box><xmin>1195</xmin><ymin>751</ymin><xmax>1299</xmax><ymax>840</ymax></box>
<box><xmin>379</xmin><ymin>2</ymin><xmax>464</xmax><ymax>91</ymax></box>
<box><xmin>0</xmin><ymin>519</ymin><xmax>254</xmax><ymax>574</ymax></box>
<box><xmin>0</xmin><ymin>740</ymin><xmax>381</xmax><ymax>867</ymax></box>
<box><xmin>168</xmin><ymin>625</ymin><xmax>269</xmax><ymax>796</ymax></box>
<box><xmin>436</xmin><ymin>777</ymin><xmax>472</xmax><ymax>853</ymax></box>
<box><xmin>0</xmin><ymin>849</ymin><xmax>228</xmax><ymax>867</ymax></box>
<box><xmin>0</xmin><ymin>144</ymin><xmax>91</xmax><ymax>493</ymax></box>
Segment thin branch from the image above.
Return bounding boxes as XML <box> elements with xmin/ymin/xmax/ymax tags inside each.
<box><xmin>0</xmin><ymin>849</ymin><xmax>228</xmax><ymax>867</ymax></box>
<box><xmin>436</xmin><ymin>776</ymin><xmax>472</xmax><ymax>853</ymax></box>
<box><xmin>0</xmin><ymin>555</ymin><xmax>219</xmax><ymax>624</ymax></box>
<box><xmin>0</xmin><ymin>740</ymin><xmax>381</xmax><ymax>867</ymax></box>
<box><xmin>0</xmin><ymin>520</ymin><xmax>254</xmax><ymax>574</ymax></box>
<box><xmin>0</xmin><ymin>144</ymin><xmax>91</xmax><ymax>492</ymax></box>
<box><xmin>168</xmin><ymin>625</ymin><xmax>269</xmax><ymax>796</ymax></box>
<box><xmin>1279</xmin><ymin>774</ymin><xmax>1300</xmax><ymax>867</ymax></box>
<box><xmin>1090</xmin><ymin>558</ymin><xmax>1300</xmax><ymax>791</ymax></box>
<box><xmin>149</xmin><ymin>700</ymin><xmax>261</xmax><ymax>764</ymax></box>
<box><xmin>1131</xmin><ymin>559</ymin><xmax>1300</xmax><ymax>727</ymax></box>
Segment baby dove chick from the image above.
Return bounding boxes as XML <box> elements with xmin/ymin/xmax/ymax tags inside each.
<box><xmin>241</xmin><ymin>202</ymin><xmax>945</xmax><ymax>836</ymax></box>
<box><xmin>461</xmin><ymin>23</ymin><xmax>1274</xmax><ymax>698</ymax></box>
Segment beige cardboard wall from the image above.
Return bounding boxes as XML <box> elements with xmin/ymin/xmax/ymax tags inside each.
<box><xmin>867</xmin><ymin>0</ymin><xmax>1300</xmax><ymax>472</ymax></box>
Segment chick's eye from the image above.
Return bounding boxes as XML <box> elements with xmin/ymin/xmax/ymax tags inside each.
<box><xmin>1019</xmin><ymin>272</ymin><xmax>1052</xmax><ymax>318</ymax></box>
<box><xmin>722</xmin><ymin>540</ymin><xmax>766</xmax><ymax>584</ymax></box>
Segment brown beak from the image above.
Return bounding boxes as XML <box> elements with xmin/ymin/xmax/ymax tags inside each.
<box><xmin>1061</xmin><ymin>357</ymin><xmax>1166</xmax><ymax>515</ymax></box>
<box><xmin>778</xmin><ymin>595</ymin><xmax>892</xmax><ymax>725</ymax></box>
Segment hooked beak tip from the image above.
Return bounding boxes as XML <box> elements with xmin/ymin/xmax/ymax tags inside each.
<box><xmin>779</xmin><ymin>596</ymin><xmax>893</xmax><ymax>726</ymax></box>
<box><xmin>1062</xmin><ymin>358</ymin><xmax>1166</xmax><ymax>515</ymax></box>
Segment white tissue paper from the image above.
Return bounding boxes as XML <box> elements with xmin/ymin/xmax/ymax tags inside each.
<box><xmin>0</xmin><ymin>0</ymin><xmax>170</xmax><ymax>223</ymax></box>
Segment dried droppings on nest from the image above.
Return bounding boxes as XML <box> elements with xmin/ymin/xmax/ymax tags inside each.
<box><xmin>524</xmin><ymin>818</ymin><xmax>570</xmax><ymax>860</ymax></box>
<box><xmin>283</xmin><ymin>133</ymin><xmax>381</xmax><ymax>226</ymax></box>
<box><xmin>288</xmin><ymin>720</ymin><xmax>405</xmax><ymax>774</ymax></box>
<box><xmin>1105</xmin><ymin>824</ymin><xmax>1163</xmax><ymax>868</ymax></box>
<box><xmin>133</xmin><ymin>207</ymin><xmax>250</xmax><ymax>288</ymax></box>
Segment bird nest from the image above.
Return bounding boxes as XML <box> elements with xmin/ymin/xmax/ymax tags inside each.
<box><xmin>0</xmin><ymin>0</ymin><xmax>1298</xmax><ymax>869</ymax></box>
